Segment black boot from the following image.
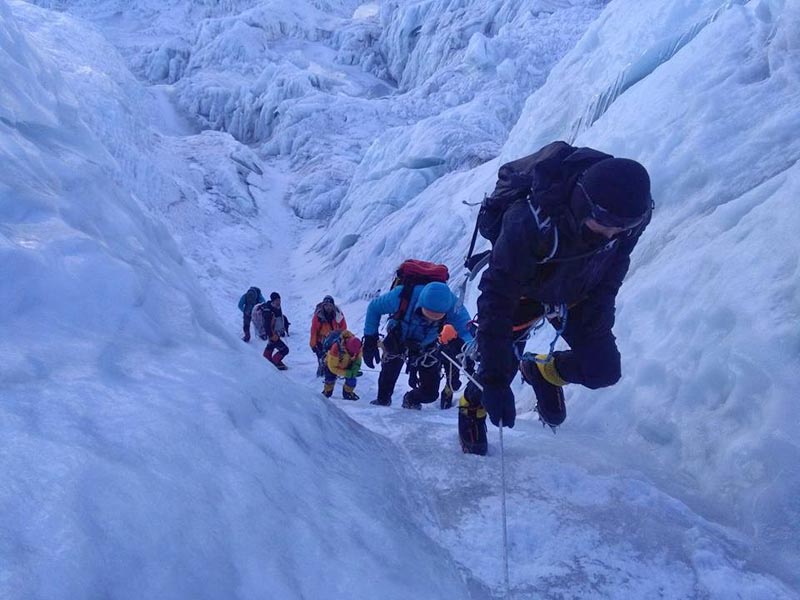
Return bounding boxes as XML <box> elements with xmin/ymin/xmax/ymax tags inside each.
<box><xmin>519</xmin><ymin>354</ymin><xmax>567</xmax><ymax>428</ymax></box>
<box><xmin>458</xmin><ymin>390</ymin><xmax>487</xmax><ymax>456</ymax></box>
<box><xmin>401</xmin><ymin>392</ymin><xmax>421</xmax><ymax>410</ymax></box>
<box><xmin>342</xmin><ymin>385</ymin><xmax>359</xmax><ymax>401</ymax></box>
<box><xmin>370</xmin><ymin>398</ymin><xmax>391</xmax><ymax>407</ymax></box>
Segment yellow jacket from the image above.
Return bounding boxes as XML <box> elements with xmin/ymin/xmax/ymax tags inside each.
<box><xmin>325</xmin><ymin>331</ymin><xmax>363</xmax><ymax>378</ymax></box>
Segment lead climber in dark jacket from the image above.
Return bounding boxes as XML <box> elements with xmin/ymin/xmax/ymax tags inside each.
<box><xmin>465</xmin><ymin>141</ymin><xmax>653</xmax><ymax>445</ymax></box>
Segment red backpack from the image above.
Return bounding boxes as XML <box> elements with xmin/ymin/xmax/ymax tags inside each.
<box><xmin>390</xmin><ymin>259</ymin><xmax>449</xmax><ymax>321</ymax></box>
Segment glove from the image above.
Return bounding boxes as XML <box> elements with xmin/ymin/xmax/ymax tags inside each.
<box><xmin>362</xmin><ymin>334</ymin><xmax>380</xmax><ymax>369</ymax></box>
<box><xmin>481</xmin><ymin>384</ymin><xmax>516</xmax><ymax>428</ymax></box>
<box><xmin>312</xmin><ymin>344</ymin><xmax>323</xmax><ymax>358</ymax></box>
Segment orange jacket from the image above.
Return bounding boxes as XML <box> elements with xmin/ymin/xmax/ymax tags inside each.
<box><xmin>310</xmin><ymin>304</ymin><xmax>347</xmax><ymax>348</ymax></box>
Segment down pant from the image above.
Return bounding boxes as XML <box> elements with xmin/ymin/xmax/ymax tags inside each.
<box><xmin>242</xmin><ymin>311</ymin><xmax>253</xmax><ymax>339</ymax></box>
<box><xmin>377</xmin><ymin>350</ymin><xmax>441</xmax><ymax>404</ymax></box>
<box><xmin>324</xmin><ymin>367</ymin><xmax>357</xmax><ymax>391</ymax></box>
<box><xmin>471</xmin><ymin>298</ymin><xmax>622</xmax><ymax>407</ymax></box>
<box><xmin>550</xmin><ymin>300</ymin><xmax>621</xmax><ymax>389</ymax></box>
<box><xmin>264</xmin><ymin>338</ymin><xmax>290</xmax><ymax>360</ymax></box>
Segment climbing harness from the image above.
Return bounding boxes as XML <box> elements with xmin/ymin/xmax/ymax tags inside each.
<box><xmin>512</xmin><ymin>302</ymin><xmax>569</xmax><ymax>364</ymax></box>
<box><xmin>413</xmin><ymin>346</ymin><xmax>440</xmax><ymax>369</ymax></box>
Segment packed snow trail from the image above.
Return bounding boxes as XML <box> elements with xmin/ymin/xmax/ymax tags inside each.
<box><xmin>280</xmin><ymin>329</ymin><xmax>795</xmax><ymax>599</ymax></box>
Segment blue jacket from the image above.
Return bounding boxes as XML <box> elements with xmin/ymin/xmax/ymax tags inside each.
<box><xmin>477</xmin><ymin>144</ymin><xmax>649</xmax><ymax>386</ymax></box>
<box><xmin>365</xmin><ymin>285</ymin><xmax>474</xmax><ymax>348</ymax></box>
<box><xmin>238</xmin><ymin>287</ymin><xmax>265</xmax><ymax>313</ymax></box>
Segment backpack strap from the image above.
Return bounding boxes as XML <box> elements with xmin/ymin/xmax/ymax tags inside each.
<box><xmin>391</xmin><ymin>283</ymin><xmax>418</xmax><ymax>322</ymax></box>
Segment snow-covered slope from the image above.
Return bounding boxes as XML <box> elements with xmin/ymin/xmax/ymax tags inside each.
<box><xmin>310</xmin><ymin>1</ymin><xmax>800</xmax><ymax>584</ymax></box>
<box><xmin>5</xmin><ymin>0</ymin><xmax>800</xmax><ymax>596</ymax></box>
<box><xmin>507</xmin><ymin>0</ymin><xmax>800</xmax><ymax>582</ymax></box>
<box><xmin>0</xmin><ymin>3</ymin><xmax>470</xmax><ymax>598</ymax></box>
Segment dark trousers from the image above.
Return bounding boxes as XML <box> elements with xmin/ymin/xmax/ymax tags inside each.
<box><xmin>242</xmin><ymin>312</ymin><xmax>252</xmax><ymax>338</ymax></box>
<box><xmin>513</xmin><ymin>299</ymin><xmax>621</xmax><ymax>389</ymax></box>
<box><xmin>377</xmin><ymin>353</ymin><xmax>441</xmax><ymax>404</ymax></box>
<box><xmin>324</xmin><ymin>366</ymin><xmax>357</xmax><ymax>389</ymax></box>
<box><xmin>470</xmin><ymin>299</ymin><xmax>621</xmax><ymax>408</ymax></box>
<box><xmin>552</xmin><ymin>302</ymin><xmax>620</xmax><ymax>389</ymax></box>
<box><xmin>265</xmin><ymin>338</ymin><xmax>289</xmax><ymax>358</ymax></box>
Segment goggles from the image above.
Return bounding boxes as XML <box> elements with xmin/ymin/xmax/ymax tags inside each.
<box><xmin>576</xmin><ymin>181</ymin><xmax>652</xmax><ymax>231</ymax></box>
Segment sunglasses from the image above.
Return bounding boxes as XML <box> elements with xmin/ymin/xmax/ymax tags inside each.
<box><xmin>576</xmin><ymin>181</ymin><xmax>652</xmax><ymax>231</ymax></box>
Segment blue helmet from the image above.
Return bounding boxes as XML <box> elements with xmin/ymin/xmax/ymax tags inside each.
<box><xmin>418</xmin><ymin>282</ymin><xmax>453</xmax><ymax>313</ymax></box>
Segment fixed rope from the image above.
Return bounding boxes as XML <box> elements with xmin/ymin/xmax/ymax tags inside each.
<box><xmin>440</xmin><ymin>351</ymin><xmax>511</xmax><ymax>596</ymax></box>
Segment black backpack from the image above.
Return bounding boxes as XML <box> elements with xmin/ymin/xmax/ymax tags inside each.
<box><xmin>465</xmin><ymin>142</ymin><xmax>612</xmax><ymax>271</ymax></box>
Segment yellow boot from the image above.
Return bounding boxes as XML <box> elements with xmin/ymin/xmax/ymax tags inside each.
<box><xmin>458</xmin><ymin>391</ymin><xmax>487</xmax><ymax>455</ymax></box>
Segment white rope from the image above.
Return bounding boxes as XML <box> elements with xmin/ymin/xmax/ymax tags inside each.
<box><xmin>439</xmin><ymin>351</ymin><xmax>512</xmax><ymax>596</ymax></box>
<box><xmin>499</xmin><ymin>419</ymin><xmax>511</xmax><ymax>595</ymax></box>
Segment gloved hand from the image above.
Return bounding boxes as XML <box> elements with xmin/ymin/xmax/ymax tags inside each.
<box><xmin>481</xmin><ymin>384</ymin><xmax>516</xmax><ymax>428</ymax></box>
<box><xmin>312</xmin><ymin>343</ymin><xmax>323</xmax><ymax>358</ymax></box>
<box><xmin>362</xmin><ymin>334</ymin><xmax>380</xmax><ymax>369</ymax></box>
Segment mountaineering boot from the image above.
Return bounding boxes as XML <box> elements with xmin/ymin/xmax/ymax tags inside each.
<box><xmin>440</xmin><ymin>385</ymin><xmax>454</xmax><ymax>410</ymax></box>
<box><xmin>458</xmin><ymin>393</ymin><xmax>487</xmax><ymax>456</ymax></box>
<box><xmin>322</xmin><ymin>382</ymin><xmax>335</xmax><ymax>398</ymax></box>
<box><xmin>242</xmin><ymin>333</ymin><xmax>250</xmax><ymax>343</ymax></box>
<box><xmin>342</xmin><ymin>386</ymin><xmax>359</xmax><ymax>401</ymax></box>
<box><xmin>271</xmin><ymin>353</ymin><xmax>288</xmax><ymax>371</ymax></box>
<box><xmin>401</xmin><ymin>392</ymin><xmax>422</xmax><ymax>410</ymax></box>
<box><xmin>370</xmin><ymin>398</ymin><xmax>391</xmax><ymax>407</ymax></box>
<box><xmin>519</xmin><ymin>353</ymin><xmax>567</xmax><ymax>428</ymax></box>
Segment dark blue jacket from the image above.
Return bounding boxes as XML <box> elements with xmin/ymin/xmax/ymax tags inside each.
<box><xmin>238</xmin><ymin>287</ymin><xmax>265</xmax><ymax>313</ymax></box>
<box><xmin>477</xmin><ymin>146</ymin><xmax>649</xmax><ymax>386</ymax></box>
<box><xmin>365</xmin><ymin>285</ymin><xmax>474</xmax><ymax>349</ymax></box>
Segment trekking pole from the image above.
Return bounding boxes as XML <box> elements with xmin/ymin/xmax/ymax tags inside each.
<box><xmin>439</xmin><ymin>352</ymin><xmax>512</xmax><ymax>596</ymax></box>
